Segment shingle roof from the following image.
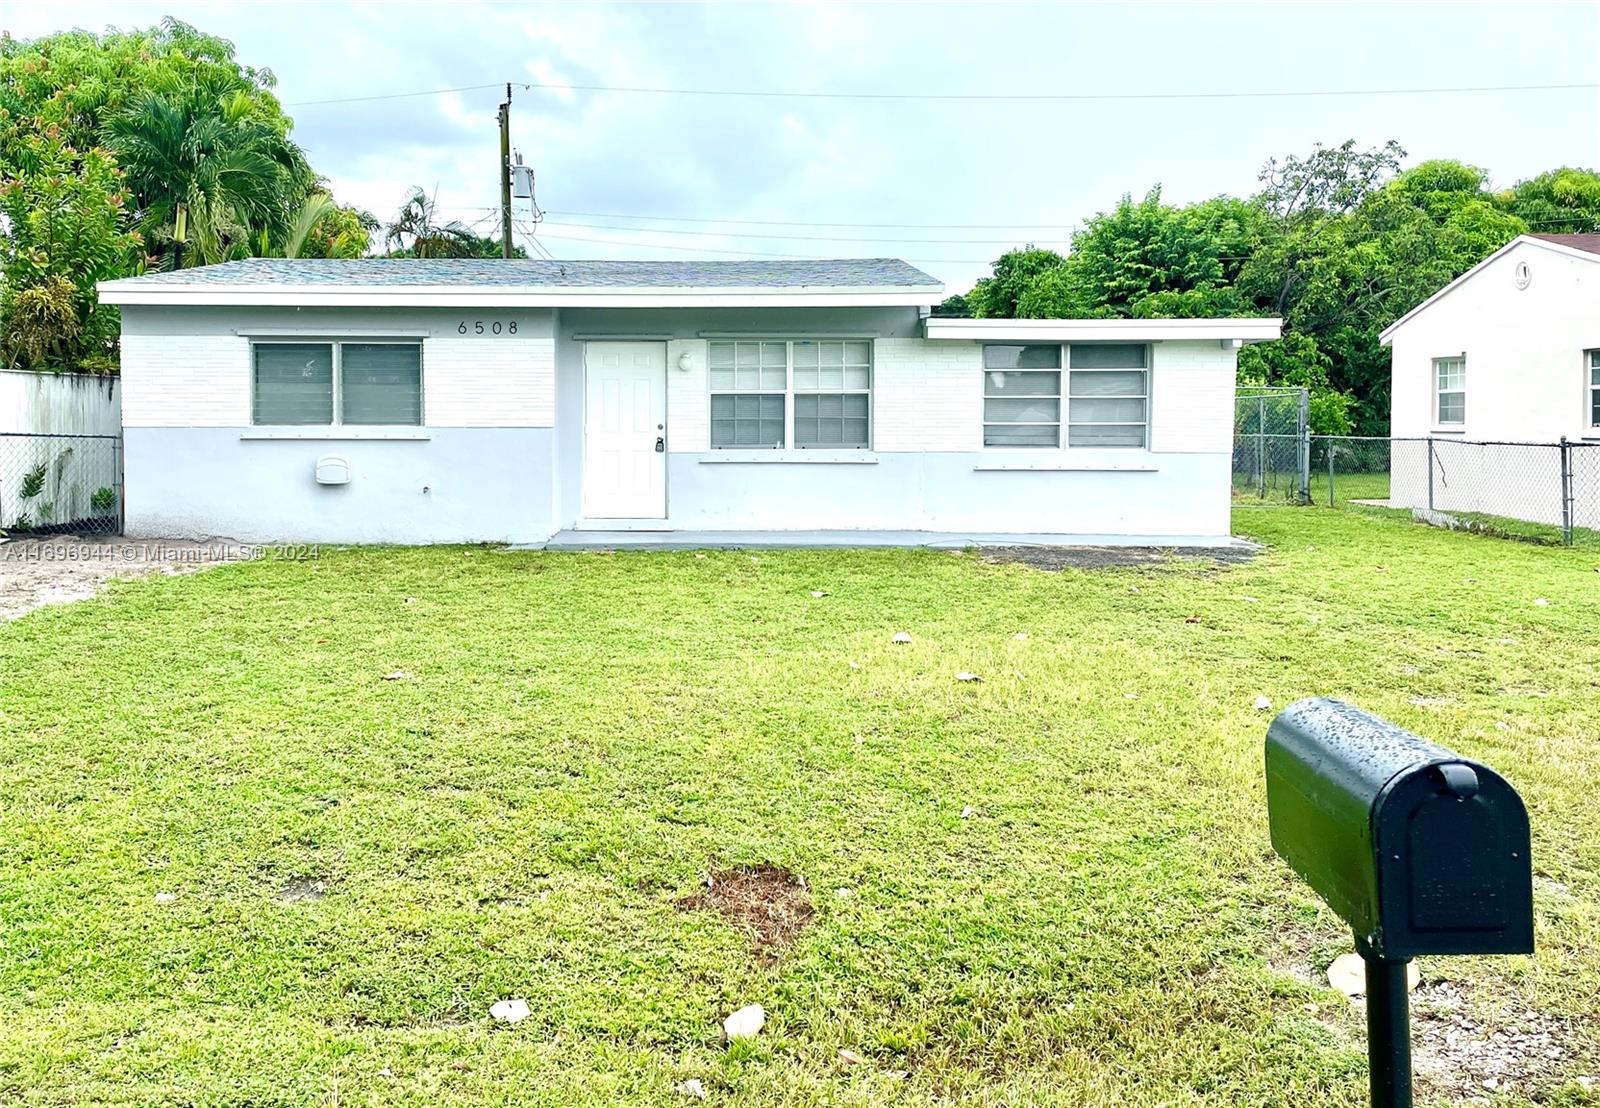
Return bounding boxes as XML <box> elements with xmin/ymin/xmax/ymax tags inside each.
<box><xmin>1530</xmin><ymin>233</ymin><xmax>1600</xmax><ymax>256</ymax></box>
<box><xmin>112</xmin><ymin>257</ymin><xmax>942</xmax><ymax>289</ymax></box>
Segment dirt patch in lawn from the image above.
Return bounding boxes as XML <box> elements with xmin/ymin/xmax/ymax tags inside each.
<box><xmin>677</xmin><ymin>864</ymin><xmax>814</xmax><ymax>965</ymax></box>
<box><xmin>0</xmin><ymin>537</ymin><xmax>247</xmax><ymax>622</ymax></box>
<box><xmin>276</xmin><ymin>877</ymin><xmax>330</xmax><ymax>903</ymax></box>
<box><xmin>980</xmin><ymin>545</ymin><xmax>1258</xmax><ymax>572</ymax></box>
<box><xmin>1411</xmin><ymin>980</ymin><xmax>1582</xmax><ymax>1102</ymax></box>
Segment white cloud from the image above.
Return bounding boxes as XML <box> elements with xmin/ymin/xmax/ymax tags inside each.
<box><xmin>14</xmin><ymin>0</ymin><xmax>1600</xmax><ymax>288</ymax></box>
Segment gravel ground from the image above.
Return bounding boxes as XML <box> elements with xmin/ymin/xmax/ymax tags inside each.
<box><xmin>0</xmin><ymin>537</ymin><xmax>260</xmax><ymax>622</ymax></box>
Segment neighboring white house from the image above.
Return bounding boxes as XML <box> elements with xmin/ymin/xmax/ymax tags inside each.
<box><xmin>1380</xmin><ymin>233</ymin><xmax>1600</xmax><ymax>527</ymax></box>
<box><xmin>97</xmin><ymin>259</ymin><xmax>1279</xmax><ymax>546</ymax></box>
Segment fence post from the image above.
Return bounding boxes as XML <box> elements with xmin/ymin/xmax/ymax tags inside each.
<box><xmin>115</xmin><ymin>432</ymin><xmax>126</xmax><ymax>535</ymax></box>
<box><xmin>1297</xmin><ymin>389</ymin><xmax>1311</xmax><ymax>503</ymax></box>
<box><xmin>1257</xmin><ymin>396</ymin><xmax>1267</xmax><ymax>499</ymax></box>
<box><xmin>1426</xmin><ymin>437</ymin><xmax>1435</xmax><ymax>513</ymax></box>
<box><xmin>1560</xmin><ymin>436</ymin><xmax>1573</xmax><ymax>546</ymax></box>
<box><xmin>1327</xmin><ymin>438</ymin><xmax>1336</xmax><ymax>507</ymax></box>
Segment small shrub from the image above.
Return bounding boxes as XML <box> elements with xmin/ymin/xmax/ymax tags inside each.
<box><xmin>91</xmin><ymin>486</ymin><xmax>117</xmax><ymax>512</ymax></box>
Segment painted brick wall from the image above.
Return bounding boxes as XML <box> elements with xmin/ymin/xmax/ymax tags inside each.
<box><xmin>122</xmin><ymin>333</ymin><xmax>251</xmax><ymax>427</ymax></box>
<box><xmin>423</xmin><ymin>335</ymin><xmax>554</xmax><ymax>426</ymax></box>
<box><xmin>874</xmin><ymin>338</ymin><xmax>982</xmax><ymax>452</ymax></box>
<box><xmin>1148</xmin><ymin>341</ymin><xmax>1238</xmax><ymax>454</ymax></box>
<box><xmin>665</xmin><ymin>338</ymin><xmax>710</xmax><ymax>452</ymax></box>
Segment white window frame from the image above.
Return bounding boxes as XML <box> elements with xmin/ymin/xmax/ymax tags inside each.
<box><xmin>250</xmin><ymin>339</ymin><xmax>424</xmax><ymax>427</ymax></box>
<box><xmin>982</xmin><ymin>343</ymin><xmax>1151</xmax><ymax>449</ymax></box>
<box><xmin>1588</xmin><ymin>349</ymin><xmax>1600</xmax><ymax>429</ymax></box>
<box><xmin>707</xmin><ymin>339</ymin><xmax>873</xmax><ymax>450</ymax></box>
<box><xmin>982</xmin><ymin>345</ymin><xmax>1063</xmax><ymax>448</ymax></box>
<box><xmin>1434</xmin><ymin>355</ymin><xmax>1466</xmax><ymax>427</ymax></box>
<box><xmin>1066</xmin><ymin>345</ymin><xmax>1150</xmax><ymax>448</ymax></box>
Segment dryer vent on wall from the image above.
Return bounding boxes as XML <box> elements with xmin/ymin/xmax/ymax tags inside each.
<box><xmin>315</xmin><ymin>456</ymin><xmax>351</xmax><ymax>485</ymax></box>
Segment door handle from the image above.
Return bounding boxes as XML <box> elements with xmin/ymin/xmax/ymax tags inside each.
<box><xmin>655</xmin><ymin>436</ymin><xmax>665</xmax><ymax>453</ymax></box>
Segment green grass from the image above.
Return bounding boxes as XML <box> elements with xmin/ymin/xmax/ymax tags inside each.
<box><xmin>2</xmin><ymin>509</ymin><xmax>1598</xmax><ymax>1106</ymax></box>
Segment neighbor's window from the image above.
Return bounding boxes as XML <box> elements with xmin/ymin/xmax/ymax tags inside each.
<box><xmin>1435</xmin><ymin>356</ymin><xmax>1465</xmax><ymax>425</ymax></box>
<box><xmin>1068</xmin><ymin>344</ymin><xmax>1149</xmax><ymax>447</ymax></box>
<box><xmin>983</xmin><ymin>345</ymin><xmax>1061</xmax><ymax>447</ymax></box>
<box><xmin>1589</xmin><ymin>350</ymin><xmax>1599</xmax><ymax>428</ymax></box>
<box><xmin>252</xmin><ymin>341</ymin><xmax>422</xmax><ymax>426</ymax></box>
<box><xmin>709</xmin><ymin>339</ymin><xmax>872</xmax><ymax>448</ymax></box>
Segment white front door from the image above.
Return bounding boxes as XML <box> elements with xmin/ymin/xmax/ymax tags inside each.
<box><xmin>582</xmin><ymin>341</ymin><xmax>667</xmax><ymax>519</ymax></box>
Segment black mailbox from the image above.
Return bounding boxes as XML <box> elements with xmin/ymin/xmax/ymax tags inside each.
<box><xmin>1266</xmin><ymin>696</ymin><xmax>1533</xmax><ymax>960</ymax></box>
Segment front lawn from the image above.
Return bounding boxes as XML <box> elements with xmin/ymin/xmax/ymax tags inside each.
<box><xmin>2</xmin><ymin>508</ymin><xmax>1597</xmax><ymax>1106</ymax></box>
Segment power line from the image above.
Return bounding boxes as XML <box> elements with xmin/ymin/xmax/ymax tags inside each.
<box><xmin>539</xmin><ymin>220</ymin><xmax>1065</xmax><ymax>245</ymax></box>
<box><xmin>286</xmin><ymin>82</ymin><xmax>505</xmax><ymax>107</ymax></box>
<box><xmin>520</xmin><ymin>79</ymin><xmax>1600</xmax><ymax>103</ymax></box>
<box><xmin>534</xmin><ymin>229</ymin><xmax>995</xmax><ymax>263</ymax></box>
<box><xmin>285</xmin><ymin>78</ymin><xmax>1600</xmax><ymax>109</ymax></box>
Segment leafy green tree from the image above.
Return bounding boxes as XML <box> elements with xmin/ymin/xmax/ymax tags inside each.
<box><xmin>0</xmin><ymin>18</ymin><xmax>372</xmax><ymax>373</ymax></box>
<box><xmin>1257</xmin><ymin>158</ymin><xmax>1526</xmax><ymax>431</ymax></box>
<box><xmin>966</xmin><ymin>248</ymin><xmax>1068</xmax><ymax>318</ymax></box>
<box><xmin>253</xmin><ymin>192</ymin><xmax>377</xmax><ymax>259</ymax></box>
<box><xmin>294</xmin><ymin>198</ymin><xmax>378</xmax><ymax>259</ymax></box>
<box><xmin>1236</xmin><ymin>331</ymin><xmax>1352</xmax><ymax>434</ymax></box>
<box><xmin>931</xmin><ymin>291</ymin><xmax>971</xmax><ymax>317</ymax></box>
<box><xmin>1498</xmin><ymin>167</ymin><xmax>1600</xmax><ymax>234</ymax></box>
<box><xmin>0</xmin><ymin>130</ymin><xmax>139</xmax><ymax>370</ymax></box>
<box><xmin>106</xmin><ymin>85</ymin><xmax>311</xmax><ymax>267</ymax></box>
<box><xmin>1050</xmin><ymin>190</ymin><xmax>1271</xmax><ymax>318</ymax></box>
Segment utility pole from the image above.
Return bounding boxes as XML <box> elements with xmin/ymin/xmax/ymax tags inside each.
<box><xmin>498</xmin><ymin>83</ymin><xmax>513</xmax><ymax>259</ymax></box>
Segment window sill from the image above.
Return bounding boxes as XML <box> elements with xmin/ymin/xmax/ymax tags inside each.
<box><xmin>1430</xmin><ymin>428</ymin><xmax>1467</xmax><ymax>436</ymax></box>
<box><xmin>240</xmin><ymin>428</ymin><xmax>431</xmax><ymax>441</ymax></box>
<box><xmin>973</xmin><ymin>460</ymin><xmax>1158</xmax><ymax>472</ymax></box>
<box><xmin>700</xmin><ymin>450</ymin><xmax>878</xmax><ymax>464</ymax></box>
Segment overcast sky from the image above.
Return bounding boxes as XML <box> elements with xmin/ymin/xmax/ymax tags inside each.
<box><xmin>9</xmin><ymin>1</ymin><xmax>1600</xmax><ymax>291</ymax></box>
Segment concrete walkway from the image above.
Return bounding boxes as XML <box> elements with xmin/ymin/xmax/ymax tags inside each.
<box><xmin>532</xmin><ymin>529</ymin><xmax>1252</xmax><ymax>551</ymax></box>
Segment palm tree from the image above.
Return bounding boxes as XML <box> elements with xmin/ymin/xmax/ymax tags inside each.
<box><xmin>106</xmin><ymin>85</ymin><xmax>310</xmax><ymax>268</ymax></box>
<box><xmin>253</xmin><ymin>192</ymin><xmax>378</xmax><ymax>259</ymax></box>
<box><xmin>383</xmin><ymin>188</ymin><xmax>481</xmax><ymax>258</ymax></box>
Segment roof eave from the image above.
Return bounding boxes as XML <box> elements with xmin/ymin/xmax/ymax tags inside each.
<box><xmin>97</xmin><ymin>283</ymin><xmax>945</xmax><ymax>308</ymax></box>
<box><xmin>1379</xmin><ymin>234</ymin><xmax>1600</xmax><ymax>345</ymax></box>
<box><xmin>923</xmin><ymin>317</ymin><xmax>1283</xmax><ymax>344</ymax></box>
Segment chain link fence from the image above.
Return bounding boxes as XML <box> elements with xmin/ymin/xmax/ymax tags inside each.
<box><xmin>1233</xmin><ymin>386</ymin><xmax>1309</xmax><ymax>502</ymax></box>
<box><xmin>0</xmin><ymin>432</ymin><xmax>123</xmax><ymax>537</ymax></box>
<box><xmin>1310</xmin><ymin>435</ymin><xmax>1600</xmax><ymax>547</ymax></box>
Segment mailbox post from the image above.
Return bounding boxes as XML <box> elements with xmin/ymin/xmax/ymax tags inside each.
<box><xmin>1264</xmin><ymin>698</ymin><xmax>1534</xmax><ymax>1108</ymax></box>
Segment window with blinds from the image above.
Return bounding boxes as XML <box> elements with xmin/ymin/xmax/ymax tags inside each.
<box><xmin>252</xmin><ymin>342</ymin><xmax>422</xmax><ymax>426</ymax></box>
<box><xmin>982</xmin><ymin>343</ymin><xmax>1149</xmax><ymax>448</ymax></box>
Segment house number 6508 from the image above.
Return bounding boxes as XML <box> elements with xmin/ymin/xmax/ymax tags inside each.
<box><xmin>458</xmin><ymin>320</ymin><xmax>518</xmax><ymax>335</ymax></box>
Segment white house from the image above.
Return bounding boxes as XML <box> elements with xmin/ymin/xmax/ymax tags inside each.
<box><xmin>1380</xmin><ymin>234</ymin><xmax>1600</xmax><ymax>526</ymax></box>
<box><xmin>97</xmin><ymin>259</ymin><xmax>1280</xmax><ymax>547</ymax></box>
<box><xmin>1382</xmin><ymin>234</ymin><xmax>1600</xmax><ymax>442</ymax></box>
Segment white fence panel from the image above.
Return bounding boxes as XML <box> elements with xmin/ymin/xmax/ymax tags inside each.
<box><xmin>0</xmin><ymin>370</ymin><xmax>120</xmax><ymax>435</ymax></box>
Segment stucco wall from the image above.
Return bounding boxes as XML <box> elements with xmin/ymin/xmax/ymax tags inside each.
<box><xmin>1389</xmin><ymin>240</ymin><xmax>1600</xmax><ymax>443</ymax></box>
<box><xmin>123</xmin><ymin>427</ymin><xmax>554</xmax><ymax>543</ymax></box>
